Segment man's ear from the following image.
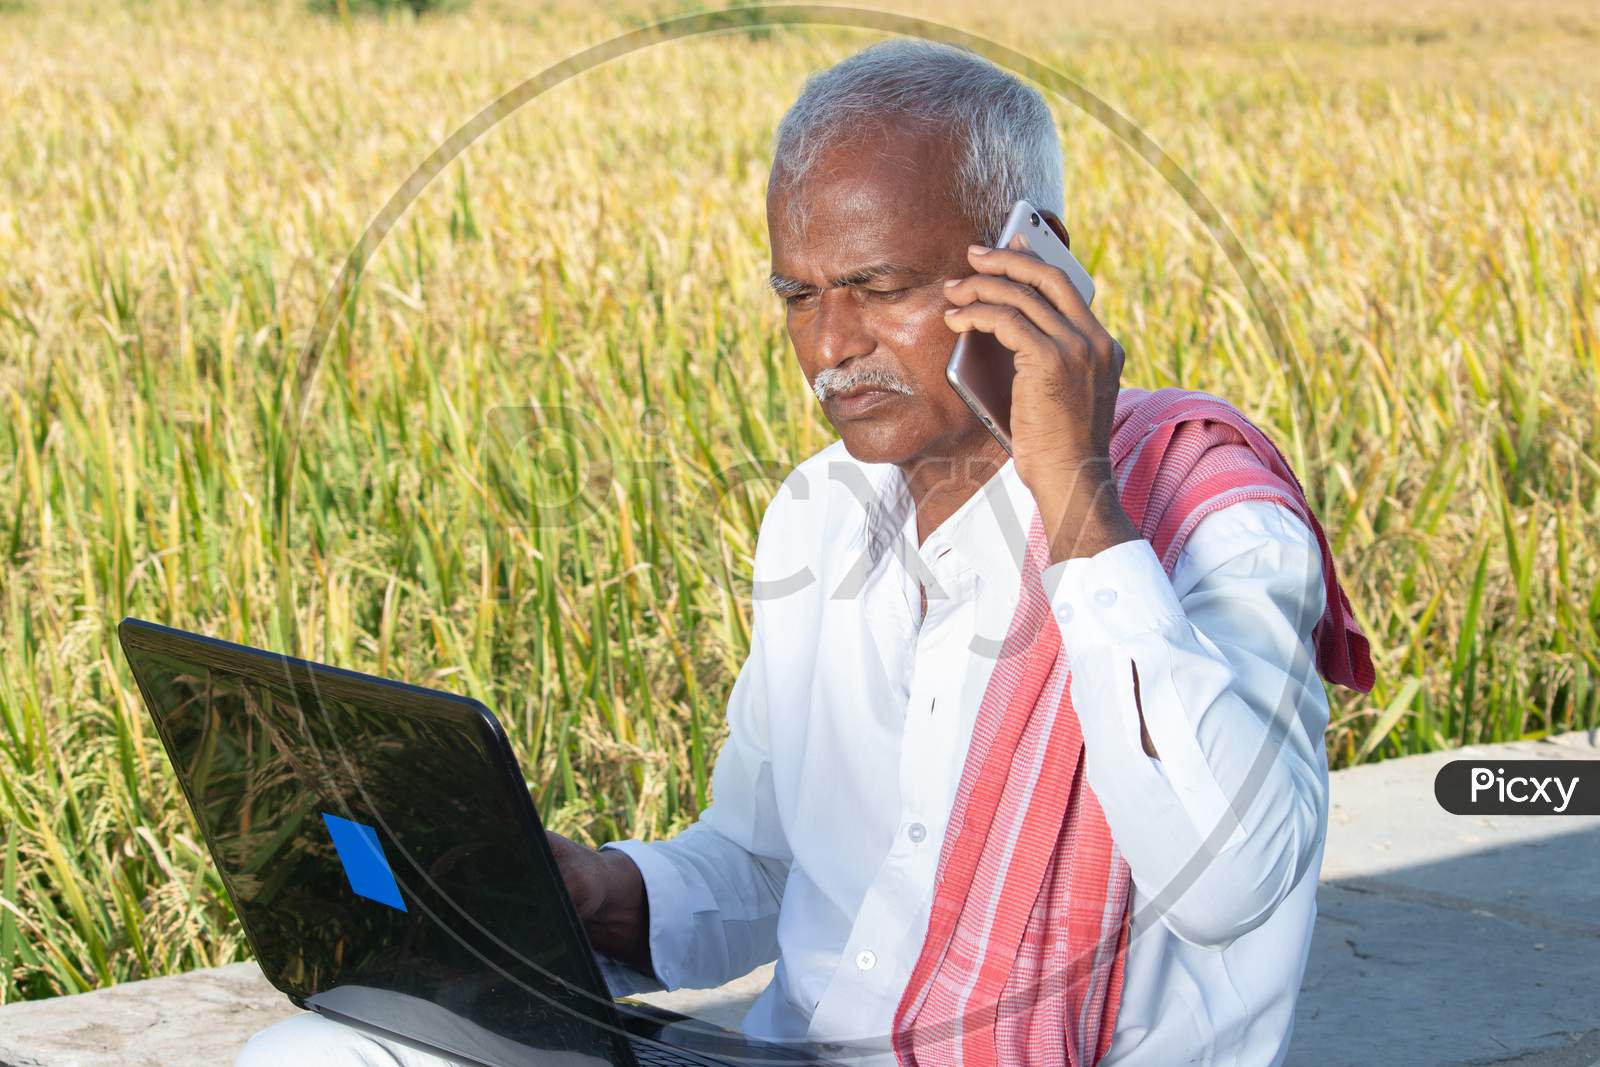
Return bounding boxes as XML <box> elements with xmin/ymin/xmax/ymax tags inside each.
<box><xmin>1038</xmin><ymin>209</ymin><xmax>1071</xmax><ymax>251</ymax></box>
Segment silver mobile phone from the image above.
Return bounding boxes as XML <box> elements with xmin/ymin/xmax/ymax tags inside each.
<box><xmin>945</xmin><ymin>199</ymin><xmax>1095</xmax><ymax>454</ymax></box>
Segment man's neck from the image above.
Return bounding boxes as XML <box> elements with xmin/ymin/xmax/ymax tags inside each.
<box><xmin>900</xmin><ymin>431</ymin><xmax>1011</xmax><ymax>547</ymax></box>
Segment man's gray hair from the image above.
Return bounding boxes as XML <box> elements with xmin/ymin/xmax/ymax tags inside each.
<box><xmin>770</xmin><ymin>39</ymin><xmax>1064</xmax><ymax>245</ymax></box>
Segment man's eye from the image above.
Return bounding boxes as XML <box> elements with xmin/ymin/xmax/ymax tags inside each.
<box><xmin>866</xmin><ymin>287</ymin><xmax>909</xmax><ymax>301</ymax></box>
<box><xmin>784</xmin><ymin>292</ymin><xmax>818</xmax><ymax>308</ymax></box>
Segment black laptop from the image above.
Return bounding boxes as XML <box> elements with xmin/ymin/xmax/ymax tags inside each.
<box><xmin>118</xmin><ymin>617</ymin><xmax>840</xmax><ymax>1067</ymax></box>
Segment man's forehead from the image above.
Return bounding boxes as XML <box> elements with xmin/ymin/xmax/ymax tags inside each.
<box><xmin>771</xmin><ymin>124</ymin><xmax>960</xmax><ymax>215</ymax></box>
<box><xmin>768</xmin><ymin>129</ymin><xmax>967</xmax><ymax>272</ymax></box>
<box><xmin>767</xmin><ymin>214</ymin><xmax>949</xmax><ymax>287</ymax></box>
<box><xmin>774</xmin><ymin>194</ymin><xmax>932</xmax><ymax>255</ymax></box>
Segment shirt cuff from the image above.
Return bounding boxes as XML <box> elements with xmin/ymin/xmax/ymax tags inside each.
<box><xmin>1040</xmin><ymin>536</ymin><xmax>1248</xmax><ymax>853</ymax></box>
<box><xmin>598</xmin><ymin>838</ymin><xmax>712</xmax><ymax>992</ymax></box>
<box><xmin>1039</xmin><ymin>535</ymin><xmax>1185</xmax><ymax>640</ymax></box>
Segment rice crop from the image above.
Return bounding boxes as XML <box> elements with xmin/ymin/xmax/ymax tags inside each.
<box><xmin>1</xmin><ymin>0</ymin><xmax>1596</xmax><ymax>1003</ymax></box>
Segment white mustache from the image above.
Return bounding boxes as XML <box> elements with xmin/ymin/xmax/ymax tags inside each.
<box><xmin>812</xmin><ymin>366</ymin><xmax>915</xmax><ymax>403</ymax></box>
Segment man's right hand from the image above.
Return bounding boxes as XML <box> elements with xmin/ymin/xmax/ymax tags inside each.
<box><xmin>545</xmin><ymin>830</ymin><xmax>655</xmax><ymax>978</ymax></box>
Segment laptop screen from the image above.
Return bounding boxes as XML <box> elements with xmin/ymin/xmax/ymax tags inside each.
<box><xmin>122</xmin><ymin>621</ymin><xmax>632</xmax><ymax>1067</ymax></box>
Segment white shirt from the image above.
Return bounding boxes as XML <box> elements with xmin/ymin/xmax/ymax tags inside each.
<box><xmin>602</xmin><ymin>435</ymin><xmax>1332</xmax><ymax>1067</ymax></box>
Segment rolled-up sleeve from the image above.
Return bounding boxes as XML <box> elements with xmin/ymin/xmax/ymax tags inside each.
<box><xmin>1039</xmin><ymin>497</ymin><xmax>1332</xmax><ymax>950</ymax></box>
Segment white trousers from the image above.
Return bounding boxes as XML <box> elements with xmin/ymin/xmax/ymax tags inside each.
<box><xmin>237</xmin><ymin>1013</ymin><xmax>469</xmax><ymax>1067</ymax></box>
<box><xmin>237</xmin><ymin>959</ymin><xmax>666</xmax><ymax>1065</ymax></box>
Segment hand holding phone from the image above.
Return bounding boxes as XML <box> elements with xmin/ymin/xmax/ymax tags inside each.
<box><xmin>944</xmin><ymin>199</ymin><xmax>1096</xmax><ymax>455</ymax></box>
<box><xmin>943</xmin><ymin>198</ymin><xmax>1130</xmax><ymax>558</ymax></box>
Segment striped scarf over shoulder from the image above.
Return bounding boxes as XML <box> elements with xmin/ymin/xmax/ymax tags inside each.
<box><xmin>890</xmin><ymin>387</ymin><xmax>1374</xmax><ymax>1067</ymax></box>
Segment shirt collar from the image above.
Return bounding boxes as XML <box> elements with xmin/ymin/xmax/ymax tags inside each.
<box><xmin>854</xmin><ymin>451</ymin><xmax>1038</xmax><ymax>598</ymax></box>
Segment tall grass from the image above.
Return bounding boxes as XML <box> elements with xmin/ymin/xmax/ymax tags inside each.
<box><xmin>1</xmin><ymin>0</ymin><xmax>1597</xmax><ymax>1004</ymax></box>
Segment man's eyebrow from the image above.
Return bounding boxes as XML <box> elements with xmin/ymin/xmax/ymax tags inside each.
<box><xmin>768</xmin><ymin>262</ymin><xmax>925</xmax><ymax>297</ymax></box>
<box><xmin>769</xmin><ymin>272</ymin><xmax>811</xmax><ymax>298</ymax></box>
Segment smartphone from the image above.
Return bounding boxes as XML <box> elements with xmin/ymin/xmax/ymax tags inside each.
<box><xmin>945</xmin><ymin>198</ymin><xmax>1095</xmax><ymax>454</ymax></box>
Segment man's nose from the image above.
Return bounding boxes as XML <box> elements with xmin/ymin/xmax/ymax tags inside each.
<box><xmin>813</xmin><ymin>289</ymin><xmax>875</xmax><ymax>369</ymax></box>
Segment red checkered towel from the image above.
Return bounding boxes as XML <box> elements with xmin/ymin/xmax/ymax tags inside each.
<box><xmin>890</xmin><ymin>387</ymin><xmax>1374</xmax><ymax>1066</ymax></box>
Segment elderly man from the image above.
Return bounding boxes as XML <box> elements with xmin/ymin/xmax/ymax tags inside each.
<box><xmin>241</xmin><ymin>38</ymin><xmax>1371</xmax><ymax>1067</ymax></box>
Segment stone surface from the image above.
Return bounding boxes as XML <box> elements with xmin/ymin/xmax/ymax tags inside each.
<box><xmin>627</xmin><ymin>964</ymin><xmax>776</xmax><ymax>1032</ymax></box>
<box><xmin>0</xmin><ymin>962</ymin><xmax>300</xmax><ymax>1067</ymax></box>
<box><xmin>1289</xmin><ymin>728</ymin><xmax>1600</xmax><ymax>1067</ymax></box>
<box><xmin>2</xmin><ymin>729</ymin><xmax>1596</xmax><ymax>1066</ymax></box>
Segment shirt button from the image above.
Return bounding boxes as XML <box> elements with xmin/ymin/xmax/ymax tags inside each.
<box><xmin>907</xmin><ymin>822</ymin><xmax>927</xmax><ymax>843</ymax></box>
<box><xmin>1094</xmin><ymin>587</ymin><xmax>1118</xmax><ymax>607</ymax></box>
<box><xmin>856</xmin><ymin>949</ymin><xmax>877</xmax><ymax>971</ymax></box>
<box><xmin>1058</xmin><ymin>602</ymin><xmax>1074</xmax><ymax>623</ymax></box>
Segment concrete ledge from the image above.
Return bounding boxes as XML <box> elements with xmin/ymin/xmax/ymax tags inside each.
<box><xmin>1289</xmin><ymin>728</ymin><xmax>1600</xmax><ymax>1067</ymax></box>
<box><xmin>0</xmin><ymin>962</ymin><xmax>301</xmax><ymax>1067</ymax></box>
<box><xmin>3</xmin><ymin>730</ymin><xmax>1596</xmax><ymax>1067</ymax></box>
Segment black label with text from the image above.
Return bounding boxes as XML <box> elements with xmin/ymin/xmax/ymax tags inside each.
<box><xmin>1434</xmin><ymin>759</ymin><xmax>1600</xmax><ymax>815</ymax></box>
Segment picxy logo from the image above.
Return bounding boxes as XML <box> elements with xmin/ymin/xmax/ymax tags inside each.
<box><xmin>1434</xmin><ymin>760</ymin><xmax>1598</xmax><ymax>816</ymax></box>
<box><xmin>1469</xmin><ymin>766</ymin><xmax>1578</xmax><ymax>811</ymax></box>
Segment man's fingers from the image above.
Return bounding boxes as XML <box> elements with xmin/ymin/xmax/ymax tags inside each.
<box><xmin>944</xmin><ymin>300</ymin><xmax>1054</xmax><ymax>359</ymax></box>
<box><xmin>945</xmin><ymin>273</ymin><xmax>1082</xmax><ymax>345</ymax></box>
<box><xmin>546</xmin><ymin>829</ymin><xmax>585</xmax><ymax>863</ymax></box>
<box><xmin>966</xmin><ymin>241</ymin><xmax>1100</xmax><ymax>341</ymax></box>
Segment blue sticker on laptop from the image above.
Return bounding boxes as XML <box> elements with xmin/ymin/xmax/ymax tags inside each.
<box><xmin>321</xmin><ymin>813</ymin><xmax>408</xmax><ymax>912</ymax></box>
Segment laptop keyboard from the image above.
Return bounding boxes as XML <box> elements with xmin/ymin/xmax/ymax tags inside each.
<box><xmin>628</xmin><ymin>1037</ymin><xmax>720</xmax><ymax>1066</ymax></box>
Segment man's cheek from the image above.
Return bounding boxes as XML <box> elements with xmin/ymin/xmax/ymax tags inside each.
<box><xmin>869</xmin><ymin>298</ymin><xmax>936</xmax><ymax>342</ymax></box>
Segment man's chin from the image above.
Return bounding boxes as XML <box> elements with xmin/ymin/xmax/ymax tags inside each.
<box><xmin>830</xmin><ymin>412</ymin><xmax>1002</xmax><ymax>473</ymax></box>
<box><xmin>832</xmin><ymin>421</ymin><xmax>918</xmax><ymax>467</ymax></box>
